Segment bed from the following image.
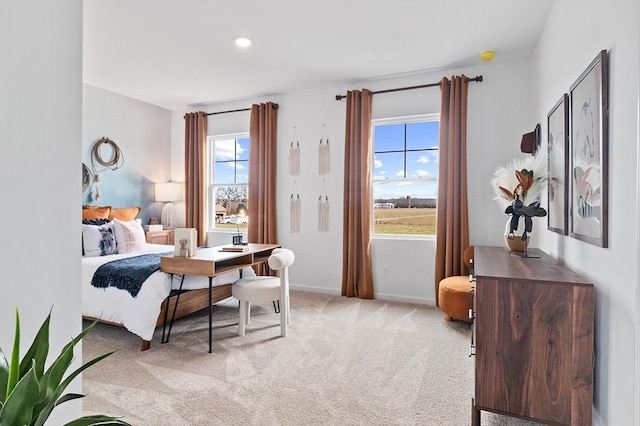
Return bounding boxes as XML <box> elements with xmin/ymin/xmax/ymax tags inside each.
<box><xmin>81</xmin><ymin>206</ymin><xmax>252</xmax><ymax>350</ymax></box>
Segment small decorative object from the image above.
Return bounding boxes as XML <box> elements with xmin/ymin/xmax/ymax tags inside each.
<box><xmin>318</xmin><ymin>179</ymin><xmax>329</xmax><ymax>232</ymax></box>
<box><xmin>148</xmin><ymin>217</ymin><xmax>159</xmax><ymax>225</ymax></box>
<box><xmin>290</xmin><ymin>181</ymin><xmax>300</xmax><ymax>234</ymax></box>
<box><xmin>0</xmin><ymin>309</ymin><xmax>131</xmax><ymax>425</ymax></box>
<box><xmin>569</xmin><ymin>49</ymin><xmax>609</xmax><ymax>247</ymax></box>
<box><xmin>520</xmin><ymin>124</ymin><xmax>540</xmax><ymax>154</ymax></box>
<box><xmin>174</xmin><ymin>228</ymin><xmax>197</xmax><ymax>257</ymax></box>
<box><xmin>318</xmin><ymin>124</ymin><xmax>330</xmax><ymax>175</ymax></box>
<box><xmin>289</xmin><ymin>126</ymin><xmax>300</xmax><ymax>176</ymax></box>
<box><xmin>491</xmin><ymin>151</ymin><xmax>547</xmax><ymax>254</ymax></box>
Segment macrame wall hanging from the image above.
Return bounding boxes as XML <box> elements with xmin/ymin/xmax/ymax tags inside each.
<box><xmin>318</xmin><ymin>124</ymin><xmax>330</xmax><ymax>175</ymax></box>
<box><xmin>290</xmin><ymin>181</ymin><xmax>301</xmax><ymax>233</ymax></box>
<box><xmin>318</xmin><ymin>179</ymin><xmax>329</xmax><ymax>232</ymax></box>
<box><xmin>289</xmin><ymin>126</ymin><xmax>300</xmax><ymax>176</ymax></box>
<box><xmin>89</xmin><ymin>137</ymin><xmax>124</xmax><ymax>201</ymax></box>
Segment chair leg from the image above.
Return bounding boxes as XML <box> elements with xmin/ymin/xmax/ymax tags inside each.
<box><xmin>245</xmin><ymin>301</ymin><xmax>251</xmax><ymax>324</ymax></box>
<box><xmin>238</xmin><ymin>301</ymin><xmax>247</xmax><ymax>336</ymax></box>
<box><xmin>280</xmin><ymin>298</ymin><xmax>287</xmax><ymax>337</ymax></box>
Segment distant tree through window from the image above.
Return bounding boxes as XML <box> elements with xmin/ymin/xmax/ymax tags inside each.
<box><xmin>207</xmin><ymin>134</ymin><xmax>249</xmax><ymax>231</ymax></box>
<box><xmin>372</xmin><ymin>114</ymin><xmax>439</xmax><ymax>236</ymax></box>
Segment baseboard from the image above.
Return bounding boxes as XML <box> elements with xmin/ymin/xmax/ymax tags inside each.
<box><xmin>290</xmin><ymin>284</ymin><xmax>435</xmax><ymax>306</ymax></box>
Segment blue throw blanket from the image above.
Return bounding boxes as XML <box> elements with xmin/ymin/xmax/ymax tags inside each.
<box><xmin>91</xmin><ymin>252</ymin><xmax>173</xmax><ymax>297</ymax></box>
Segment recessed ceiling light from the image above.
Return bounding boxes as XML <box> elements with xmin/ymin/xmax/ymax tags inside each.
<box><xmin>234</xmin><ymin>37</ymin><xmax>252</xmax><ymax>48</ymax></box>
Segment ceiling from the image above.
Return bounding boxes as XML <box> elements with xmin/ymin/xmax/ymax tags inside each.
<box><xmin>83</xmin><ymin>0</ymin><xmax>554</xmax><ymax>111</ymax></box>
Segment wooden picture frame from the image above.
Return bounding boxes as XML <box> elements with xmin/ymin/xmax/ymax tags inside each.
<box><xmin>547</xmin><ymin>94</ymin><xmax>569</xmax><ymax>235</ymax></box>
<box><xmin>569</xmin><ymin>50</ymin><xmax>609</xmax><ymax>247</ymax></box>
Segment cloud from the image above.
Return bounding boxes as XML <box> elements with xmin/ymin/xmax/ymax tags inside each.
<box><xmin>413</xmin><ymin>169</ymin><xmax>430</xmax><ymax>177</ymax></box>
<box><xmin>416</xmin><ymin>156</ymin><xmax>430</xmax><ymax>164</ymax></box>
<box><xmin>395</xmin><ymin>170</ymin><xmax>404</xmax><ymax>177</ymax></box>
<box><xmin>374</xmin><ymin>158</ymin><xmax>383</xmax><ymax>168</ymax></box>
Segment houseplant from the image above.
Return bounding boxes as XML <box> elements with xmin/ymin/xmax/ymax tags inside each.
<box><xmin>0</xmin><ymin>309</ymin><xmax>131</xmax><ymax>426</ymax></box>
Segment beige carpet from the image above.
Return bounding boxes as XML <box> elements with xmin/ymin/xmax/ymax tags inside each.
<box><xmin>82</xmin><ymin>291</ymin><xmax>541</xmax><ymax>425</ymax></box>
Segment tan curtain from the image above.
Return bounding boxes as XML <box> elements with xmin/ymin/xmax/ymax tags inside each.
<box><xmin>434</xmin><ymin>76</ymin><xmax>470</xmax><ymax>306</ymax></box>
<box><xmin>248</xmin><ymin>102</ymin><xmax>278</xmax><ymax>245</ymax></box>
<box><xmin>184</xmin><ymin>111</ymin><xmax>207</xmax><ymax>246</ymax></box>
<box><xmin>342</xmin><ymin>89</ymin><xmax>374</xmax><ymax>299</ymax></box>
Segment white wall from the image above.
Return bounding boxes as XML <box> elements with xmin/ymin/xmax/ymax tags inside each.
<box><xmin>83</xmin><ymin>84</ymin><xmax>172</xmax><ymax>224</ymax></box>
<box><xmin>0</xmin><ymin>1</ymin><xmax>83</xmax><ymax>423</ymax></box>
<box><xmin>171</xmin><ymin>58</ymin><xmax>531</xmax><ymax>304</ymax></box>
<box><xmin>532</xmin><ymin>0</ymin><xmax>640</xmax><ymax>423</ymax></box>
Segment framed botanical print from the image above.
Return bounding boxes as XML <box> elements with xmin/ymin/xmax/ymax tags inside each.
<box><xmin>547</xmin><ymin>94</ymin><xmax>569</xmax><ymax>235</ymax></box>
<box><xmin>569</xmin><ymin>50</ymin><xmax>609</xmax><ymax>247</ymax></box>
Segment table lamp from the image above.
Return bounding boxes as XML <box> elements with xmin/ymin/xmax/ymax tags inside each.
<box><xmin>232</xmin><ymin>202</ymin><xmax>248</xmax><ymax>245</ymax></box>
<box><xmin>155</xmin><ymin>182</ymin><xmax>183</xmax><ymax>229</ymax></box>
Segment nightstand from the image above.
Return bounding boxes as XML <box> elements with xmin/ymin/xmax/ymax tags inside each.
<box><xmin>145</xmin><ymin>229</ymin><xmax>174</xmax><ymax>245</ymax></box>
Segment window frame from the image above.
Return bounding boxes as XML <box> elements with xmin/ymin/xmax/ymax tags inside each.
<box><xmin>206</xmin><ymin>132</ymin><xmax>250</xmax><ymax>232</ymax></box>
<box><xmin>371</xmin><ymin>113</ymin><xmax>439</xmax><ymax>240</ymax></box>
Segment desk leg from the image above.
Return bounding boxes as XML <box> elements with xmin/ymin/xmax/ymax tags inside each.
<box><xmin>208</xmin><ymin>276</ymin><xmax>213</xmax><ymax>353</ymax></box>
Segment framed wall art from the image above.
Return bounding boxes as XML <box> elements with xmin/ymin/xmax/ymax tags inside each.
<box><xmin>569</xmin><ymin>50</ymin><xmax>609</xmax><ymax>247</ymax></box>
<box><xmin>547</xmin><ymin>94</ymin><xmax>569</xmax><ymax>235</ymax></box>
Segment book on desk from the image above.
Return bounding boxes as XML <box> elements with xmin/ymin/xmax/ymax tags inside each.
<box><xmin>219</xmin><ymin>245</ymin><xmax>250</xmax><ymax>252</ymax></box>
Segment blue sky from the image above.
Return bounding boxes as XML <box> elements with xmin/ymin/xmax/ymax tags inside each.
<box><xmin>373</xmin><ymin>121</ymin><xmax>439</xmax><ymax>200</ymax></box>
<box><xmin>214</xmin><ymin>137</ymin><xmax>249</xmax><ymax>183</ymax></box>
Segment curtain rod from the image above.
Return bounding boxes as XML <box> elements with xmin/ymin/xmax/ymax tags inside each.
<box><xmin>206</xmin><ymin>103</ymin><xmax>279</xmax><ymax>116</ymax></box>
<box><xmin>334</xmin><ymin>75</ymin><xmax>483</xmax><ymax>101</ymax></box>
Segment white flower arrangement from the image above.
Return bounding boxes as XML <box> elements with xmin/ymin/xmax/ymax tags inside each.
<box><xmin>491</xmin><ymin>152</ymin><xmax>547</xmax><ymax>211</ymax></box>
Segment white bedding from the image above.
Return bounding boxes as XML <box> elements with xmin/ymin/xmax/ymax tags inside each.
<box><xmin>81</xmin><ymin>243</ymin><xmax>254</xmax><ymax>341</ymax></box>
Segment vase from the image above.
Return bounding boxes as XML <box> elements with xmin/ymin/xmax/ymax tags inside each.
<box><xmin>504</xmin><ymin>218</ymin><xmax>530</xmax><ymax>253</ymax></box>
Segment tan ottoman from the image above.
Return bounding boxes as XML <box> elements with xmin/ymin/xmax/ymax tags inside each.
<box><xmin>438</xmin><ymin>276</ymin><xmax>474</xmax><ymax>323</ymax></box>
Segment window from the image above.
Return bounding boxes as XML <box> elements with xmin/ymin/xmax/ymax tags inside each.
<box><xmin>207</xmin><ymin>134</ymin><xmax>250</xmax><ymax>231</ymax></box>
<box><xmin>372</xmin><ymin>114</ymin><xmax>439</xmax><ymax>236</ymax></box>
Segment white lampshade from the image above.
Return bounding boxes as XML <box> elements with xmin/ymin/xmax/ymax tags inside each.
<box><xmin>155</xmin><ymin>182</ymin><xmax>183</xmax><ymax>202</ymax></box>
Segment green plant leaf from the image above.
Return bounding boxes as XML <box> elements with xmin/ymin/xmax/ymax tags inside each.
<box><xmin>35</xmin><ymin>321</ymin><xmax>97</xmax><ymax>412</ymax></box>
<box><xmin>55</xmin><ymin>392</ymin><xmax>85</xmax><ymax>405</ymax></box>
<box><xmin>63</xmin><ymin>414</ymin><xmax>131</xmax><ymax>426</ymax></box>
<box><xmin>33</xmin><ymin>322</ymin><xmax>112</xmax><ymax>426</ymax></box>
<box><xmin>38</xmin><ymin>350</ymin><xmax>116</xmax><ymax>424</ymax></box>
<box><xmin>0</xmin><ymin>348</ymin><xmax>8</xmax><ymax>404</ymax></box>
<box><xmin>19</xmin><ymin>309</ymin><xmax>51</xmax><ymax>380</ymax></box>
<box><xmin>6</xmin><ymin>309</ymin><xmax>20</xmax><ymax>399</ymax></box>
<box><xmin>0</xmin><ymin>361</ymin><xmax>40</xmax><ymax>426</ymax></box>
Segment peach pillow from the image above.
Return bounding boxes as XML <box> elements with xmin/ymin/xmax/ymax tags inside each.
<box><xmin>82</xmin><ymin>206</ymin><xmax>111</xmax><ymax>220</ymax></box>
<box><xmin>109</xmin><ymin>206</ymin><xmax>141</xmax><ymax>221</ymax></box>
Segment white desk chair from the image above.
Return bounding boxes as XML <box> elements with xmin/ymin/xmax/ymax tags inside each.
<box><xmin>231</xmin><ymin>248</ymin><xmax>294</xmax><ymax>337</ymax></box>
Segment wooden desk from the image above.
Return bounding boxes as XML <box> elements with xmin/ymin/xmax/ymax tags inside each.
<box><xmin>160</xmin><ymin>243</ymin><xmax>279</xmax><ymax>352</ymax></box>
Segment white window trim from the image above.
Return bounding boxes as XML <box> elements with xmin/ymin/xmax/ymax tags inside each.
<box><xmin>206</xmin><ymin>132</ymin><xmax>249</xmax><ymax>232</ymax></box>
<box><xmin>371</xmin><ymin>113</ymin><xmax>439</xmax><ymax>240</ymax></box>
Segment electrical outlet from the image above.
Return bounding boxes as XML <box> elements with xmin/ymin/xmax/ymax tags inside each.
<box><xmin>383</xmin><ymin>265</ymin><xmax>390</xmax><ymax>277</ymax></box>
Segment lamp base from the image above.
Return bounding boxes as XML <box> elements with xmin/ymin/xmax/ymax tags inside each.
<box><xmin>232</xmin><ymin>234</ymin><xmax>246</xmax><ymax>246</ymax></box>
<box><xmin>161</xmin><ymin>202</ymin><xmax>176</xmax><ymax>229</ymax></box>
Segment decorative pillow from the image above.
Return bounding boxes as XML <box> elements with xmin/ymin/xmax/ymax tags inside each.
<box><xmin>82</xmin><ymin>222</ymin><xmax>117</xmax><ymax>257</ymax></box>
<box><xmin>113</xmin><ymin>218</ymin><xmax>147</xmax><ymax>254</ymax></box>
<box><xmin>82</xmin><ymin>206</ymin><xmax>111</xmax><ymax>221</ymax></box>
<box><xmin>109</xmin><ymin>206</ymin><xmax>141</xmax><ymax>221</ymax></box>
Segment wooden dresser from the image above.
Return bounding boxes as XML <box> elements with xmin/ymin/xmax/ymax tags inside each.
<box><xmin>472</xmin><ymin>246</ymin><xmax>594</xmax><ymax>425</ymax></box>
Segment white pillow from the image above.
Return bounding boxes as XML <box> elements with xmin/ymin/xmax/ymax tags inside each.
<box><xmin>82</xmin><ymin>222</ymin><xmax>117</xmax><ymax>257</ymax></box>
<box><xmin>113</xmin><ymin>218</ymin><xmax>147</xmax><ymax>254</ymax></box>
